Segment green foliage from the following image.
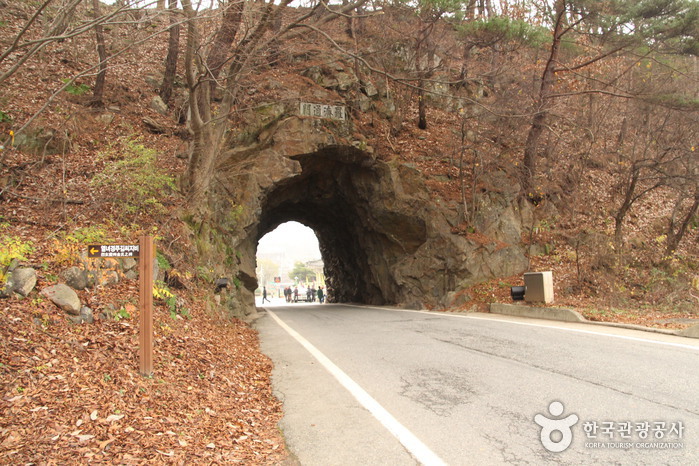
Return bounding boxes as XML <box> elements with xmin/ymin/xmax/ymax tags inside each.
<box><xmin>92</xmin><ymin>138</ymin><xmax>175</xmax><ymax>217</ymax></box>
<box><xmin>291</xmin><ymin>261</ymin><xmax>315</xmax><ymax>282</ymax></box>
<box><xmin>156</xmin><ymin>251</ymin><xmax>172</xmax><ymax>272</ymax></box>
<box><xmin>52</xmin><ymin>225</ymin><xmax>107</xmax><ymax>265</ymax></box>
<box><xmin>619</xmin><ymin>0</ymin><xmax>699</xmax><ymax>54</ymax></box>
<box><xmin>0</xmin><ymin>223</ymin><xmax>34</xmax><ymax>286</ymax></box>
<box><xmin>0</xmin><ymin>110</ymin><xmax>12</xmax><ymax>123</ymax></box>
<box><xmin>113</xmin><ymin>307</ymin><xmax>131</xmax><ymax>321</ymax></box>
<box><xmin>62</xmin><ymin>79</ymin><xmax>91</xmax><ymax>95</ymax></box>
<box><xmin>645</xmin><ymin>93</ymin><xmax>699</xmax><ymax>111</ymax></box>
<box><xmin>154</xmin><ymin>280</ymin><xmax>189</xmax><ymax>319</ymax></box>
<box><xmin>153</xmin><ymin>280</ymin><xmax>177</xmax><ymax>317</ymax></box>
<box><xmin>223</xmin><ymin>204</ymin><xmax>244</xmax><ymax>230</ymax></box>
<box><xmin>457</xmin><ymin>16</ymin><xmax>549</xmax><ymax>48</ymax></box>
<box><xmin>195</xmin><ymin>266</ymin><xmax>214</xmax><ymax>283</ymax></box>
<box><xmin>65</xmin><ymin>225</ymin><xmax>108</xmax><ymax>244</ymax></box>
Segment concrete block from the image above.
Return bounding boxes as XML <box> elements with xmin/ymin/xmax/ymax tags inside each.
<box><xmin>680</xmin><ymin>324</ymin><xmax>699</xmax><ymax>339</ymax></box>
<box><xmin>524</xmin><ymin>271</ymin><xmax>554</xmax><ymax>303</ymax></box>
<box><xmin>490</xmin><ymin>303</ymin><xmax>586</xmax><ymax>323</ymax></box>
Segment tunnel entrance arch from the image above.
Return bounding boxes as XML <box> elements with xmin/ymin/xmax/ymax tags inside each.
<box><xmin>212</xmin><ymin>115</ymin><xmax>528</xmax><ymax>317</ymax></box>
<box><xmin>254</xmin><ymin>146</ymin><xmax>427</xmax><ymax>305</ymax></box>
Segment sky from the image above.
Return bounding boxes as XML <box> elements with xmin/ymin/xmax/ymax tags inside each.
<box><xmin>256</xmin><ymin>221</ymin><xmax>321</xmax><ymax>263</ymax></box>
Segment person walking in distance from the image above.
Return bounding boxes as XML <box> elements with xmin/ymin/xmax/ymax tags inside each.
<box><xmin>262</xmin><ymin>286</ymin><xmax>270</xmax><ymax>304</ymax></box>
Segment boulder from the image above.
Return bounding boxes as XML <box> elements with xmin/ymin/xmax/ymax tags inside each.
<box><xmin>150</xmin><ymin>95</ymin><xmax>168</xmax><ymax>115</ymax></box>
<box><xmin>67</xmin><ymin>307</ymin><xmax>93</xmax><ymax>325</ymax></box>
<box><xmin>101</xmin><ymin>270</ymin><xmax>119</xmax><ymax>286</ymax></box>
<box><xmin>121</xmin><ymin>257</ymin><xmax>137</xmax><ymax>273</ymax></box>
<box><xmin>361</xmin><ymin>79</ymin><xmax>378</xmax><ymax>98</ymax></box>
<box><xmin>4</xmin><ymin>267</ymin><xmax>37</xmax><ymax>297</ymax></box>
<box><xmin>80</xmin><ymin>306</ymin><xmax>94</xmax><ymax>324</ymax></box>
<box><xmin>444</xmin><ymin>290</ymin><xmax>472</xmax><ymax>309</ymax></box>
<box><xmin>61</xmin><ymin>266</ymin><xmax>88</xmax><ymax>290</ymax></box>
<box><xmin>40</xmin><ymin>284</ymin><xmax>81</xmax><ymax>315</ymax></box>
<box><xmin>86</xmin><ymin>270</ymin><xmax>99</xmax><ymax>288</ymax></box>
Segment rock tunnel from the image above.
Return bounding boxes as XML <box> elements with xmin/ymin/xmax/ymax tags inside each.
<box><xmin>214</xmin><ymin>116</ymin><xmax>528</xmax><ymax>316</ymax></box>
<box><xmin>254</xmin><ymin>145</ymin><xmax>428</xmax><ymax>305</ymax></box>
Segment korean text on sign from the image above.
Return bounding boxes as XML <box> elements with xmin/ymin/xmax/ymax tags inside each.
<box><xmin>88</xmin><ymin>244</ymin><xmax>140</xmax><ymax>258</ymax></box>
<box><xmin>299</xmin><ymin>102</ymin><xmax>346</xmax><ymax>121</ymax></box>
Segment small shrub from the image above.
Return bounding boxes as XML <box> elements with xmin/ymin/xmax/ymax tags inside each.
<box><xmin>52</xmin><ymin>225</ymin><xmax>108</xmax><ymax>266</ymax></box>
<box><xmin>195</xmin><ymin>266</ymin><xmax>214</xmax><ymax>283</ymax></box>
<box><xmin>156</xmin><ymin>251</ymin><xmax>172</xmax><ymax>272</ymax></box>
<box><xmin>62</xmin><ymin>79</ymin><xmax>91</xmax><ymax>96</ymax></box>
<box><xmin>0</xmin><ymin>110</ymin><xmax>12</xmax><ymax>123</ymax></box>
<box><xmin>113</xmin><ymin>307</ymin><xmax>131</xmax><ymax>321</ymax></box>
<box><xmin>92</xmin><ymin>138</ymin><xmax>175</xmax><ymax>217</ymax></box>
<box><xmin>0</xmin><ymin>222</ymin><xmax>34</xmax><ymax>286</ymax></box>
<box><xmin>154</xmin><ymin>280</ymin><xmax>189</xmax><ymax>319</ymax></box>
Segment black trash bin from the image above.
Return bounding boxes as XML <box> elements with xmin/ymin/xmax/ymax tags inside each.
<box><xmin>511</xmin><ymin>286</ymin><xmax>526</xmax><ymax>301</ymax></box>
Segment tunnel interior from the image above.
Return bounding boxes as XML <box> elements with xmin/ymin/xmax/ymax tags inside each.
<box><xmin>254</xmin><ymin>146</ymin><xmax>427</xmax><ymax>305</ymax></box>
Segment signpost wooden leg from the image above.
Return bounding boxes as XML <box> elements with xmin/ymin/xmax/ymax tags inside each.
<box><xmin>138</xmin><ymin>235</ymin><xmax>154</xmax><ymax>377</ymax></box>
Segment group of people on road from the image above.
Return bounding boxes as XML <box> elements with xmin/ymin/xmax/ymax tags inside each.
<box><xmin>283</xmin><ymin>285</ymin><xmax>325</xmax><ymax>303</ymax></box>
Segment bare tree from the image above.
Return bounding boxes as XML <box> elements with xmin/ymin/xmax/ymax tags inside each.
<box><xmin>663</xmin><ymin>143</ymin><xmax>699</xmax><ymax>255</ymax></box>
<box><xmin>666</xmin><ymin>187</ymin><xmax>699</xmax><ymax>255</ymax></box>
<box><xmin>180</xmin><ymin>0</ymin><xmax>371</xmax><ymax>216</ymax></box>
<box><xmin>0</xmin><ymin>0</ymin><xmax>140</xmax><ymax>85</ymax></box>
<box><xmin>520</xmin><ymin>0</ymin><xmax>699</xmax><ymax>195</ymax></box>
<box><xmin>159</xmin><ymin>0</ymin><xmax>181</xmax><ymax>106</ymax></box>
<box><xmin>91</xmin><ymin>0</ymin><xmax>108</xmax><ymax>107</ymax></box>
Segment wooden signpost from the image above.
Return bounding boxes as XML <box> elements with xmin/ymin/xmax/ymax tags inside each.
<box><xmin>88</xmin><ymin>236</ymin><xmax>154</xmax><ymax>377</ymax></box>
<box><xmin>137</xmin><ymin>236</ymin><xmax>154</xmax><ymax>377</ymax></box>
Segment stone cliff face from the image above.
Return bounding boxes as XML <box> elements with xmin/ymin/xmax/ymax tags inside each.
<box><xmin>204</xmin><ymin>112</ymin><xmax>529</xmax><ymax>317</ymax></box>
<box><xmin>200</xmin><ymin>61</ymin><xmax>530</xmax><ymax>317</ymax></box>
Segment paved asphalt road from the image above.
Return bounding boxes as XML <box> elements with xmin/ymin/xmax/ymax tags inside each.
<box><xmin>255</xmin><ymin>302</ymin><xmax>699</xmax><ymax>465</ymax></box>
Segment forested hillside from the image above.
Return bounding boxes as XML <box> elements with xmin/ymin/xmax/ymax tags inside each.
<box><xmin>0</xmin><ymin>0</ymin><xmax>698</xmax><ymax>461</ymax></box>
<box><xmin>3</xmin><ymin>0</ymin><xmax>696</xmax><ymax>321</ymax></box>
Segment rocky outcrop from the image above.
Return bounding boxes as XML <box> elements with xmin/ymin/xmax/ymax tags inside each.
<box><xmin>175</xmin><ymin>51</ymin><xmax>530</xmax><ymax>317</ymax></box>
<box><xmin>201</xmin><ymin>106</ymin><xmax>528</xmax><ymax>317</ymax></box>
<box><xmin>2</xmin><ymin>255</ymin><xmax>148</xmax><ymax>324</ymax></box>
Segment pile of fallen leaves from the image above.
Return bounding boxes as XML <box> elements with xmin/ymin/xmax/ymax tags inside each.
<box><xmin>0</xmin><ymin>289</ymin><xmax>289</xmax><ymax>464</ymax></box>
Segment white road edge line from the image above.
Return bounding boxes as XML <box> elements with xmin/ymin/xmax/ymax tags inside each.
<box><xmin>267</xmin><ymin>309</ymin><xmax>447</xmax><ymax>466</ymax></box>
<box><xmin>355</xmin><ymin>305</ymin><xmax>699</xmax><ymax>352</ymax></box>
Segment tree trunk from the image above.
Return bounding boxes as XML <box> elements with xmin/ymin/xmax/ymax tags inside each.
<box><xmin>418</xmin><ymin>84</ymin><xmax>427</xmax><ymax>129</ymax></box>
<box><xmin>458</xmin><ymin>43</ymin><xmax>475</xmax><ymax>84</ymax></box>
<box><xmin>614</xmin><ymin>169</ymin><xmax>638</xmax><ymax>245</ymax></box>
<box><xmin>90</xmin><ymin>0</ymin><xmax>107</xmax><ymax>107</ymax></box>
<box><xmin>205</xmin><ymin>0</ymin><xmax>244</xmax><ymax>94</ymax></box>
<box><xmin>666</xmin><ymin>189</ymin><xmax>699</xmax><ymax>255</ymax></box>
<box><xmin>46</xmin><ymin>0</ymin><xmax>83</xmax><ymax>38</ymax></box>
<box><xmin>415</xmin><ymin>25</ymin><xmax>434</xmax><ymax>130</ymax></box>
<box><xmin>521</xmin><ymin>0</ymin><xmax>566</xmax><ymax>194</ymax></box>
<box><xmin>160</xmin><ymin>0</ymin><xmax>180</xmax><ymax>106</ymax></box>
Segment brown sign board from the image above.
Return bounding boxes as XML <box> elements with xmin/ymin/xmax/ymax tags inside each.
<box><xmin>88</xmin><ymin>244</ymin><xmax>140</xmax><ymax>258</ymax></box>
